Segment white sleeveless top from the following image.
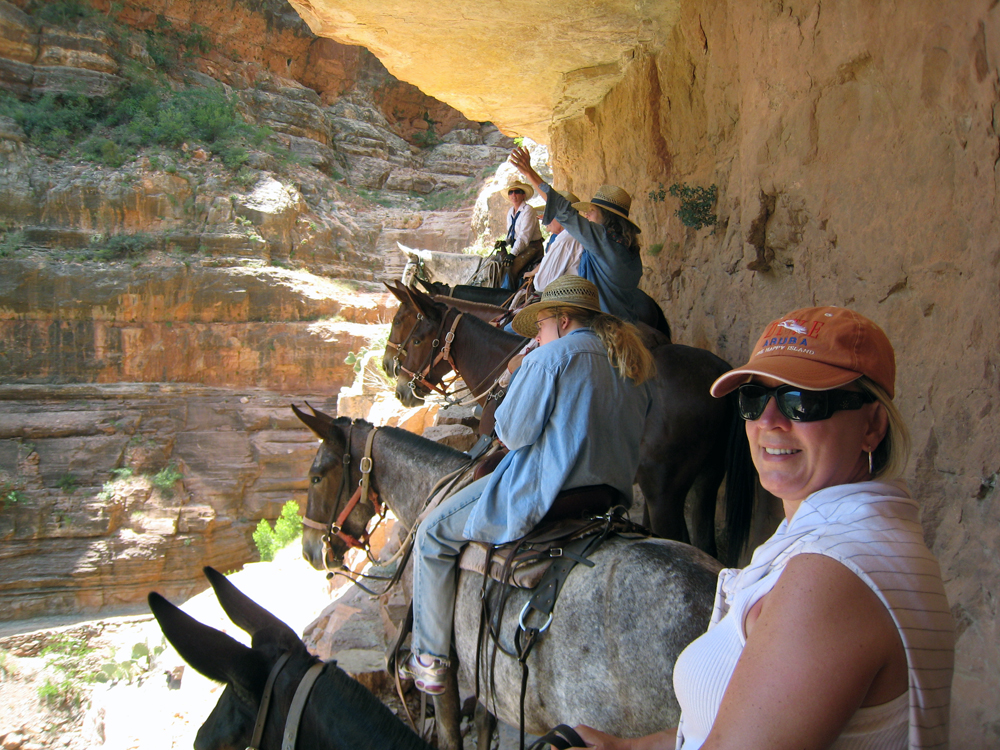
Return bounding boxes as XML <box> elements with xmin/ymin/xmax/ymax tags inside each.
<box><xmin>673</xmin><ymin>481</ymin><xmax>953</xmax><ymax>750</ymax></box>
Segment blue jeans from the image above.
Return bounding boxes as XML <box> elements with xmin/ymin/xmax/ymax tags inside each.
<box><xmin>410</xmin><ymin>476</ymin><xmax>490</xmax><ymax>661</ymax></box>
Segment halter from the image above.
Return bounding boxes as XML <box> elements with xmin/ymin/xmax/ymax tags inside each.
<box><xmin>393</xmin><ymin>308</ymin><xmax>466</xmax><ymax>402</ymax></box>
<box><xmin>245</xmin><ymin>652</ymin><xmax>325</xmax><ymax>750</ymax></box>
<box><xmin>301</xmin><ymin>422</ymin><xmax>387</xmax><ymax>569</ymax></box>
<box><xmin>384</xmin><ymin>310</ymin><xmax>425</xmax><ymax>377</ymax></box>
<box><xmin>393</xmin><ymin>306</ymin><xmax>524</xmax><ymax>407</ymax></box>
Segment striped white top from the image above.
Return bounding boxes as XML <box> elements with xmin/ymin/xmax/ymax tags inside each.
<box><xmin>673</xmin><ymin>481</ymin><xmax>954</xmax><ymax>749</ymax></box>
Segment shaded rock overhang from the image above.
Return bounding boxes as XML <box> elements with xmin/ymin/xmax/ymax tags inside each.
<box><xmin>287</xmin><ymin>0</ymin><xmax>681</xmax><ymax>141</ymax></box>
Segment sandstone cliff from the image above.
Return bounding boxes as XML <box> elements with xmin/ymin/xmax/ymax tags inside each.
<box><xmin>0</xmin><ymin>0</ymin><xmax>510</xmax><ymax>621</ymax></box>
<box><xmin>296</xmin><ymin>0</ymin><xmax>1000</xmax><ymax>744</ymax></box>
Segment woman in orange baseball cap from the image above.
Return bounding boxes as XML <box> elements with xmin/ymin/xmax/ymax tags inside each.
<box><xmin>572</xmin><ymin>306</ymin><xmax>954</xmax><ymax>750</ymax></box>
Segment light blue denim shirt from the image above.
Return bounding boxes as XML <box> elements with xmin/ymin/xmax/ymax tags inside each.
<box><xmin>463</xmin><ymin>328</ymin><xmax>652</xmax><ymax>544</ymax></box>
<box><xmin>540</xmin><ymin>182</ymin><xmax>643</xmax><ymax>322</ymax></box>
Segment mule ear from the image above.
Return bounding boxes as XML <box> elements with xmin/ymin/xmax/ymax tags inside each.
<box><xmin>148</xmin><ymin>591</ymin><xmax>264</xmax><ymax>686</ymax></box>
<box><xmin>204</xmin><ymin>567</ymin><xmax>300</xmax><ymax>645</ymax></box>
<box><xmin>292</xmin><ymin>403</ymin><xmax>332</xmax><ymax>439</ymax></box>
<box><xmin>385</xmin><ymin>281</ymin><xmax>409</xmax><ymax>304</ymax></box>
<box><xmin>413</xmin><ymin>277</ymin><xmax>437</xmax><ymax>295</ymax></box>
<box><xmin>407</xmin><ymin>285</ymin><xmax>443</xmax><ymax>320</ymax></box>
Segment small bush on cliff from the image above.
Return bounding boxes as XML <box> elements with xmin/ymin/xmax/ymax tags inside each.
<box><xmin>27</xmin><ymin>0</ymin><xmax>96</xmax><ymax>25</ymax></box>
<box><xmin>253</xmin><ymin>500</ymin><xmax>303</xmax><ymax>562</ymax></box>
<box><xmin>0</xmin><ymin>70</ymin><xmax>275</xmax><ymax>170</ymax></box>
<box><xmin>56</xmin><ymin>474</ymin><xmax>78</xmax><ymax>493</ymax></box>
<box><xmin>89</xmin><ymin>231</ymin><xmax>157</xmax><ymax>260</ymax></box>
<box><xmin>668</xmin><ymin>183</ymin><xmax>718</xmax><ymax>231</ymax></box>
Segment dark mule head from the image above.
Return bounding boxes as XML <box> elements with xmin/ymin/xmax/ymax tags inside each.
<box><xmin>148</xmin><ymin>567</ymin><xmax>305</xmax><ymax>750</ymax></box>
<box><xmin>292</xmin><ymin>405</ymin><xmax>380</xmax><ymax>571</ymax></box>
<box><xmin>387</xmin><ymin>287</ymin><xmax>456</xmax><ymax>406</ymax></box>
<box><xmin>383</xmin><ymin>282</ymin><xmax>430</xmax><ymax>406</ymax></box>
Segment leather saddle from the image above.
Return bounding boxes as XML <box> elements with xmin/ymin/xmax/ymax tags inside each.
<box><xmin>458</xmin><ymin>484</ymin><xmax>631</xmax><ymax>589</ymax></box>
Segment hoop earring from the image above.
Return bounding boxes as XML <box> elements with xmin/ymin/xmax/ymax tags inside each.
<box><xmin>868</xmin><ymin>451</ymin><xmax>874</xmax><ymax>475</ymax></box>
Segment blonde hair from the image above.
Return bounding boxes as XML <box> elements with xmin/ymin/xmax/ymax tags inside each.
<box><xmin>857</xmin><ymin>376</ymin><xmax>910</xmax><ymax>480</ymax></box>
<box><xmin>548</xmin><ymin>306</ymin><xmax>655</xmax><ymax>385</ymax></box>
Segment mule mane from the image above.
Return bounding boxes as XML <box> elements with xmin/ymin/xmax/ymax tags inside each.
<box><xmin>458</xmin><ymin>307</ymin><xmax>526</xmax><ymax>347</ymax></box>
<box><xmin>338</xmin><ymin>416</ymin><xmax>469</xmax><ymax>466</ymax></box>
<box><xmin>379</xmin><ymin>423</ymin><xmax>469</xmax><ymax>464</ymax></box>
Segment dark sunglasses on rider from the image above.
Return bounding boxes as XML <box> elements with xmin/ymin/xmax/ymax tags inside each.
<box><xmin>737</xmin><ymin>383</ymin><xmax>875</xmax><ymax>422</ymax></box>
<box><xmin>508</xmin><ymin>188</ymin><xmax>525</xmax><ymax>195</ymax></box>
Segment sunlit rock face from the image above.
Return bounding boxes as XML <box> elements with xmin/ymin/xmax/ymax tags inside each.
<box><xmin>288</xmin><ymin>0</ymin><xmax>681</xmax><ymax>139</ymax></box>
<box><xmin>295</xmin><ymin>0</ymin><xmax>1000</xmax><ymax>745</ymax></box>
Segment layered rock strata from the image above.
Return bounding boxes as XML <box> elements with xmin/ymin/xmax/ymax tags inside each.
<box><xmin>0</xmin><ymin>0</ymin><xmax>510</xmax><ymax>622</ymax></box>
<box><xmin>0</xmin><ymin>383</ymin><xmax>334</xmax><ymax>620</ymax></box>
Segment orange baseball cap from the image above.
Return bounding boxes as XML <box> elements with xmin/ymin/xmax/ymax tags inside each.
<box><xmin>710</xmin><ymin>306</ymin><xmax>896</xmax><ymax>399</ymax></box>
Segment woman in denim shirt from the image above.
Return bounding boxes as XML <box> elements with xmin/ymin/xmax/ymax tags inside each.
<box><xmin>398</xmin><ymin>276</ymin><xmax>654</xmax><ymax>695</ymax></box>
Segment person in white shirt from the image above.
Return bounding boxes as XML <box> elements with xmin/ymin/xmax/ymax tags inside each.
<box><xmin>503</xmin><ymin>181</ymin><xmax>543</xmax><ymax>288</ymax></box>
<box><xmin>527</xmin><ymin>190</ymin><xmax>584</xmax><ymax>292</ymax></box>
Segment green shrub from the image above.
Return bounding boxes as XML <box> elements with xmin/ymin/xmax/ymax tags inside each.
<box><xmin>151</xmin><ymin>463</ymin><xmax>182</xmax><ymax>490</ymax></box>
<box><xmin>89</xmin><ymin>232</ymin><xmax>156</xmax><ymax>260</ymax></box>
<box><xmin>38</xmin><ymin>678</ymin><xmax>86</xmax><ymax>710</ymax></box>
<box><xmin>28</xmin><ymin>0</ymin><xmax>96</xmax><ymax>25</ymax></box>
<box><xmin>253</xmin><ymin>500</ymin><xmax>303</xmax><ymax>562</ymax></box>
<box><xmin>56</xmin><ymin>474</ymin><xmax>78</xmax><ymax>493</ymax></box>
<box><xmin>0</xmin><ymin>69</ymin><xmax>277</xmax><ymax>173</ymax></box>
<box><xmin>0</xmin><ymin>229</ymin><xmax>27</xmax><ymax>258</ymax></box>
<box><xmin>668</xmin><ymin>183</ymin><xmax>718</xmax><ymax>230</ymax></box>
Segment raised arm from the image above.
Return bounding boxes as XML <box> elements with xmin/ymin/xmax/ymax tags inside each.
<box><xmin>509</xmin><ymin>146</ymin><xmax>546</xmax><ymax>198</ymax></box>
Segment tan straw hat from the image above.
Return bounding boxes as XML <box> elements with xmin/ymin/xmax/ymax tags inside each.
<box><xmin>505</xmin><ymin>181</ymin><xmax>535</xmax><ymax>201</ymax></box>
<box><xmin>572</xmin><ymin>185</ymin><xmax>641</xmax><ymax>233</ymax></box>
<box><xmin>710</xmin><ymin>306</ymin><xmax>897</xmax><ymax>399</ymax></box>
<box><xmin>555</xmin><ymin>189</ymin><xmax>580</xmax><ymax>204</ymax></box>
<box><xmin>511</xmin><ymin>275</ymin><xmax>603</xmax><ymax>338</ymax></box>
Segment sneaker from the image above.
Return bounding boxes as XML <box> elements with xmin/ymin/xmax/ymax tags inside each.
<box><xmin>397</xmin><ymin>652</ymin><xmax>449</xmax><ymax>695</ymax></box>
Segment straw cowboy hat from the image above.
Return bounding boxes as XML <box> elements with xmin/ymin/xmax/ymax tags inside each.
<box><xmin>505</xmin><ymin>181</ymin><xmax>535</xmax><ymax>201</ymax></box>
<box><xmin>511</xmin><ymin>275</ymin><xmax>603</xmax><ymax>338</ymax></box>
<box><xmin>573</xmin><ymin>185</ymin><xmax>641</xmax><ymax>232</ymax></box>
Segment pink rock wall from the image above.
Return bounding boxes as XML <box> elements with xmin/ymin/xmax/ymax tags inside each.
<box><xmin>547</xmin><ymin>1</ymin><xmax>998</xmax><ymax>743</ymax></box>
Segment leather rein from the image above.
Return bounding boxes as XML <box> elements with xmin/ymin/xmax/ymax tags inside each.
<box><xmin>388</xmin><ymin>305</ymin><xmax>521</xmax><ymax>406</ymax></box>
<box><xmin>301</xmin><ymin>422</ymin><xmax>387</xmax><ymax>569</ymax></box>
<box><xmin>246</xmin><ymin>652</ymin><xmax>325</xmax><ymax>750</ymax></box>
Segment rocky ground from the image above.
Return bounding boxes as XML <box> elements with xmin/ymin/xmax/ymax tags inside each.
<box><xmin>0</xmin><ymin>541</ymin><xmax>534</xmax><ymax>750</ymax></box>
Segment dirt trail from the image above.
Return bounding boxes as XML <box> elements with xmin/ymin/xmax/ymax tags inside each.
<box><xmin>0</xmin><ymin>547</ymin><xmax>341</xmax><ymax>750</ymax></box>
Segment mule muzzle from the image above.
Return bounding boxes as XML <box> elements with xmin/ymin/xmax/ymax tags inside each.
<box><xmin>302</xmin><ymin>528</ymin><xmax>344</xmax><ymax>571</ymax></box>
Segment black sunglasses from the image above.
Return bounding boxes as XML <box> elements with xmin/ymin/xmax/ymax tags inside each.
<box><xmin>737</xmin><ymin>384</ymin><xmax>875</xmax><ymax>422</ymax></box>
<box><xmin>508</xmin><ymin>189</ymin><xmax>525</xmax><ymax>195</ymax></box>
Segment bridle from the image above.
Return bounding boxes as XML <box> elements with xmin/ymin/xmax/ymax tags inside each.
<box><xmin>390</xmin><ymin>306</ymin><xmax>466</xmax><ymax>402</ymax></box>
<box><xmin>301</xmin><ymin>421</ymin><xmax>388</xmax><ymax>571</ymax></box>
<box><xmin>246</xmin><ymin>651</ymin><xmax>325</xmax><ymax>750</ymax></box>
<box><xmin>391</xmin><ymin>305</ymin><xmax>522</xmax><ymax>406</ymax></box>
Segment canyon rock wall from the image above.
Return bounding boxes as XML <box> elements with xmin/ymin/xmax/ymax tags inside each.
<box><xmin>299</xmin><ymin>0</ymin><xmax>1000</xmax><ymax>743</ymax></box>
<box><xmin>0</xmin><ymin>383</ymin><xmax>334</xmax><ymax>620</ymax></box>
<box><xmin>0</xmin><ymin>0</ymin><xmax>510</xmax><ymax>622</ymax></box>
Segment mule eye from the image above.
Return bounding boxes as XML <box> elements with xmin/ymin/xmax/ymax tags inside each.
<box><xmin>311</xmin><ymin>476</ymin><xmax>322</xmax><ymax>484</ymax></box>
